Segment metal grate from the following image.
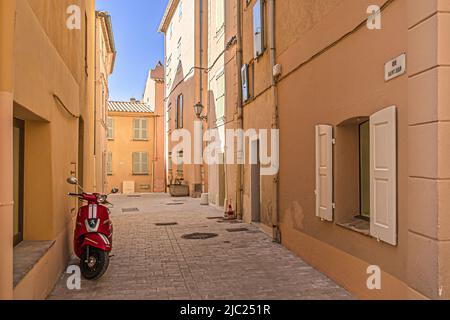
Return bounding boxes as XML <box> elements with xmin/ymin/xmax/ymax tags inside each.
<box><xmin>226</xmin><ymin>228</ymin><xmax>249</xmax><ymax>233</ymax></box>
<box><xmin>207</xmin><ymin>217</ymin><xmax>224</xmax><ymax>220</ymax></box>
<box><xmin>122</xmin><ymin>208</ymin><xmax>139</xmax><ymax>213</ymax></box>
<box><xmin>166</xmin><ymin>202</ymin><xmax>184</xmax><ymax>206</ymax></box>
<box><xmin>182</xmin><ymin>233</ymin><xmax>218</xmax><ymax>240</ymax></box>
<box><xmin>155</xmin><ymin>222</ymin><xmax>178</xmax><ymax>226</ymax></box>
<box><xmin>127</xmin><ymin>195</ymin><xmax>142</xmax><ymax>198</ymax></box>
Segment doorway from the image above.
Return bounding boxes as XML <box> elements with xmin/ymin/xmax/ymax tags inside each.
<box><xmin>13</xmin><ymin>118</ymin><xmax>25</xmax><ymax>247</ymax></box>
<box><xmin>250</xmin><ymin>139</ymin><xmax>261</xmax><ymax>223</ymax></box>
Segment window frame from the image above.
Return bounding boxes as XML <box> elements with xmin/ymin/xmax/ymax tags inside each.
<box><xmin>133</xmin><ymin>118</ymin><xmax>149</xmax><ymax>141</ymax></box>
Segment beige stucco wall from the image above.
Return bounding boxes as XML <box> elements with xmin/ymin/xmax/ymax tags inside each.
<box><xmin>0</xmin><ymin>0</ymin><xmax>97</xmax><ymax>299</ymax></box>
<box><xmin>142</xmin><ymin>65</ymin><xmax>167</xmax><ymax>193</ymax></box>
<box><xmin>161</xmin><ymin>0</ymin><xmax>208</xmax><ymax>197</ymax></box>
<box><xmin>94</xmin><ymin>13</ymin><xmax>115</xmax><ymax>193</ymax></box>
<box><xmin>106</xmin><ymin>112</ymin><xmax>158</xmax><ymax>194</ymax></box>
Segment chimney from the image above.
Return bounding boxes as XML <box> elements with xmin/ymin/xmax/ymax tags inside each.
<box><xmin>130</xmin><ymin>98</ymin><xmax>137</xmax><ymax>103</ymax></box>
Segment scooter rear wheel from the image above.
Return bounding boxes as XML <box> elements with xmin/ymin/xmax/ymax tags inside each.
<box><xmin>80</xmin><ymin>246</ymin><xmax>110</xmax><ymax>280</ymax></box>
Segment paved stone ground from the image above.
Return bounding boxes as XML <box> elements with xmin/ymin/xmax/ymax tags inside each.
<box><xmin>48</xmin><ymin>194</ymin><xmax>352</xmax><ymax>300</ymax></box>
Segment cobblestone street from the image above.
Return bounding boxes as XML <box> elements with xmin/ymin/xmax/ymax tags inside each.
<box><xmin>49</xmin><ymin>194</ymin><xmax>351</xmax><ymax>300</ymax></box>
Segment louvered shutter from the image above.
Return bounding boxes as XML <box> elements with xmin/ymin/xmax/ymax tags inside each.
<box><xmin>370</xmin><ymin>106</ymin><xmax>397</xmax><ymax>246</ymax></box>
<box><xmin>141</xmin><ymin>119</ymin><xmax>148</xmax><ymax>140</ymax></box>
<box><xmin>133</xmin><ymin>119</ymin><xmax>140</xmax><ymax>139</ymax></box>
<box><xmin>132</xmin><ymin>153</ymin><xmax>139</xmax><ymax>174</ymax></box>
<box><xmin>142</xmin><ymin>153</ymin><xmax>149</xmax><ymax>174</ymax></box>
<box><xmin>315</xmin><ymin>125</ymin><xmax>334</xmax><ymax>221</ymax></box>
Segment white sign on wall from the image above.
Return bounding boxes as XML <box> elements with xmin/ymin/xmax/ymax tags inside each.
<box><xmin>385</xmin><ymin>54</ymin><xmax>406</xmax><ymax>82</ymax></box>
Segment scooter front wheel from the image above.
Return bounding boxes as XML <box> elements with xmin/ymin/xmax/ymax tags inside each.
<box><xmin>80</xmin><ymin>246</ymin><xmax>110</xmax><ymax>280</ymax></box>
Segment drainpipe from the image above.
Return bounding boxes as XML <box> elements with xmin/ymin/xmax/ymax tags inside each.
<box><xmin>0</xmin><ymin>0</ymin><xmax>15</xmax><ymax>300</ymax></box>
<box><xmin>268</xmin><ymin>0</ymin><xmax>281</xmax><ymax>243</ymax></box>
<box><xmin>235</xmin><ymin>0</ymin><xmax>244</xmax><ymax>219</ymax></box>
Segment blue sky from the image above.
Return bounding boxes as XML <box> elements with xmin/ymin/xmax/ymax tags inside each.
<box><xmin>96</xmin><ymin>0</ymin><xmax>167</xmax><ymax>102</ymax></box>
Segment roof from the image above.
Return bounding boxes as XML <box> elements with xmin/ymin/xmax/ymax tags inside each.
<box><xmin>158</xmin><ymin>0</ymin><xmax>180</xmax><ymax>33</ymax></box>
<box><xmin>108</xmin><ymin>101</ymin><xmax>153</xmax><ymax>113</ymax></box>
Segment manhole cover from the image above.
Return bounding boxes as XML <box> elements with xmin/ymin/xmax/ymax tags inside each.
<box><xmin>207</xmin><ymin>216</ymin><xmax>224</xmax><ymax>220</ymax></box>
<box><xmin>166</xmin><ymin>202</ymin><xmax>184</xmax><ymax>206</ymax></box>
<box><xmin>155</xmin><ymin>222</ymin><xmax>178</xmax><ymax>226</ymax></box>
<box><xmin>122</xmin><ymin>208</ymin><xmax>139</xmax><ymax>213</ymax></box>
<box><xmin>182</xmin><ymin>233</ymin><xmax>218</xmax><ymax>240</ymax></box>
<box><xmin>226</xmin><ymin>228</ymin><xmax>249</xmax><ymax>233</ymax></box>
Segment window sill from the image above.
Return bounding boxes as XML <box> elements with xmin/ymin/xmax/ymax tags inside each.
<box><xmin>13</xmin><ymin>241</ymin><xmax>55</xmax><ymax>287</ymax></box>
<box><xmin>337</xmin><ymin>217</ymin><xmax>370</xmax><ymax>237</ymax></box>
<box><xmin>133</xmin><ymin>139</ymin><xmax>149</xmax><ymax>142</ymax></box>
<box><xmin>132</xmin><ymin>173</ymin><xmax>149</xmax><ymax>176</ymax></box>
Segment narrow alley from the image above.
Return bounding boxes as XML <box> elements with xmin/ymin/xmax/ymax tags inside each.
<box><xmin>49</xmin><ymin>194</ymin><xmax>351</xmax><ymax>300</ymax></box>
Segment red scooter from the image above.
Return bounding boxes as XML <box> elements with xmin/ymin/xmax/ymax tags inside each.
<box><xmin>67</xmin><ymin>177</ymin><xmax>118</xmax><ymax>280</ymax></box>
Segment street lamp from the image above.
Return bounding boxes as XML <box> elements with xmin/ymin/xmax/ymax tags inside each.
<box><xmin>194</xmin><ymin>102</ymin><xmax>207</xmax><ymax>121</ymax></box>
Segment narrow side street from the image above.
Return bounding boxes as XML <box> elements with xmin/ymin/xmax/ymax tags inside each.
<box><xmin>49</xmin><ymin>194</ymin><xmax>351</xmax><ymax>300</ymax></box>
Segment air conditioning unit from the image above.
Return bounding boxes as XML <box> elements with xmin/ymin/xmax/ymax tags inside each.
<box><xmin>122</xmin><ymin>181</ymin><xmax>135</xmax><ymax>194</ymax></box>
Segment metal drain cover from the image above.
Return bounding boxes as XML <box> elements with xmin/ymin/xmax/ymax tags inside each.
<box><xmin>207</xmin><ymin>216</ymin><xmax>224</xmax><ymax>220</ymax></box>
<box><xmin>226</xmin><ymin>228</ymin><xmax>249</xmax><ymax>233</ymax></box>
<box><xmin>122</xmin><ymin>208</ymin><xmax>139</xmax><ymax>213</ymax></box>
<box><xmin>166</xmin><ymin>202</ymin><xmax>184</xmax><ymax>206</ymax></box>
<box><xmin>182</xmin><ymin>233</ymin><xmax>218</xmax><ymax>240</ymax></box>
<box><xmin>155</xmin><ymin>222</ymin><xmax>178</xmax><ymax>226</ymax></box>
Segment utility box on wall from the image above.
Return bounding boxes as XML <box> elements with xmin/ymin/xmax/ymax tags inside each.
<box><xmin>122</xmin><ymin>181</ymin><xmax>135</xmax><ymax>194</ymax></box>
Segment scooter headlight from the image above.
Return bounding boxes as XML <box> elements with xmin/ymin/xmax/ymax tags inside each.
<box><xmin>97</xmin><ymin>194</ymin><xmax>107</xmax><ymax>204</ymax></box>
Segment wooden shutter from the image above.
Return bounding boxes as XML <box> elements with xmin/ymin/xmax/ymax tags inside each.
<box><xmin>142</xmin><ymin>153</ymin><xmax>149</xmax><ymax>174</ymax></box>
<box><xmin>370</xmin><ymin>106</ymin><xmax>397</xmax><ymax>246</ymax></box>
<box><xmin>141</xmin><ymin>119</ymin><xmax>148</xmax><ymax>140</ymax></box>
<box><xmin>132</xmin><ymin>153</ymin><xmax>139</xmax><ymax>174</ymax></box>
<box><xmin>107</xmin><ymin>117</ymin><xmax>114</xmax><ymax>139</ymax></box>
<box><xmin>107</xmin><ymin>152</ymin><xmax>112</xmax><ymax>175</ymax></box>
<box><xmin>241</xmin><ymin>64</ymin><xmax>249</xmax><ymax>103</ymax></box>
<box><xmin>133</xmin><ymin>119</ymin><xmax>140</xmax><ymax>139</ymax></box>
<box><xmin>315</xmin><ymin>125</ymin><xmax>334</xmax><ymax>221</ymax></box>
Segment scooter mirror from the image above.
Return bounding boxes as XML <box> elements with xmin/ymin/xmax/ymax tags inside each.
<box><xmin>111</xmin><ymin>188</ymin><xmax>119</xmax><ymax>194</ymax></box>
<box><xmin>67</xmin><ymin>177</ymin><xmax>79</xmax><ymax>185</ymax></box>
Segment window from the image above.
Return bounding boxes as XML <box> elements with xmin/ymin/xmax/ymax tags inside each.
<box><xmin>178</xmin><ymin>1</ymin><xmax>183</xmax><ymax>21</ymax></box>
<box><xmin>13</xmin><ymin>118</ymin><xmax>24</xmax><ymax>247</ymax></box>
<box><xmin>215</xmin><ymin>71</ymin><xmax>225</xmax><ymax>123</ymax></box>
<box><xmin>132</xmin><ymin>152</ymin><xmax>149</xmax><ymax>175</ymax></box>
<box><xmin>133</xmin><ymin>118</ymin><xmax>148</xmax><ymax>140</ymax></box>
<box><xmin>241</xmin><ymin>64</ymin><xmax>249</xmax><ymax>103</ymax></box>
<box><xmin>107</xmin><ymin>152</ymin><xmax>113</xmax><ymax>175</ymax></box>
<box><xmin>359</xmin><ymin>121</ymin><xmax>370</xmax><ymax>218</ymax></box>
<box><xmin>107</xmin><ymin>117</ymin><xmax>114</xmax><ymax>140</ymax></box>
<box><xmin>176</xmin><ymin>94</ymin><xmax>184</xmax><ymax>129</ymax></box>
<box><xmin>317</xmin><ymin>106</ymin><xmax>398</xmax><ymax>246</ymax></box>
<box><xmin>216</xmin><ymin>0</ymin><xmax>225</xmax><ymax>34</ymax></box>
<box><xmin>253</xmin><ymin>0</ymin><xmax>265</xmax><ymax>58</ymax></box>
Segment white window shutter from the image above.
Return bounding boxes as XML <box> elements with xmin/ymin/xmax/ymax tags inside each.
<box><xmin>370</xmin><ymin>106</ymin><xmax>397</xmax><ymax>246</ymax></box>
<box><xmin>142</xmin><ymin>119</ymin><xmax>148</xmax><ymax>139</ymax></box>
<box><xmin>241</xmin><ymin>64</ymin><xmax>249</xmax><ymax>103</ymax></box>
<box><xmin>315</xmin><ymin>125</ymin><xmax>334</xmax><ymax>221</ymax></box>
<box><xmin>253</xmin><ymin>0</ymin><xmax>264</xmax><ymax>58</ymax></box>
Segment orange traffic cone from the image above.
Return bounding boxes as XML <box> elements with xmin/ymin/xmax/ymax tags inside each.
<box><xmin>225</xmin><ymin>201</ymin><xmax>235</xmax><ymax>220</ymax></box>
